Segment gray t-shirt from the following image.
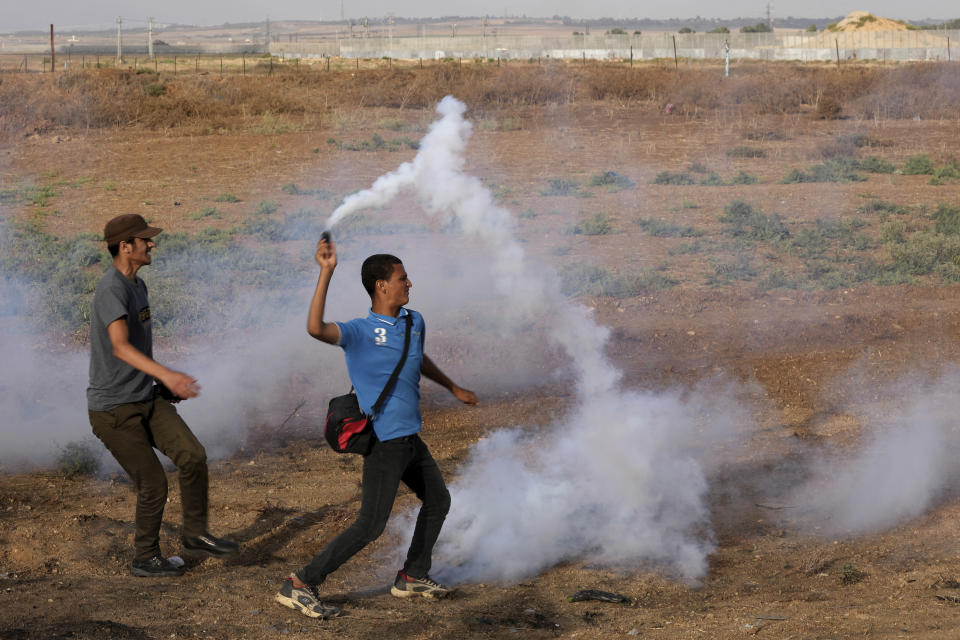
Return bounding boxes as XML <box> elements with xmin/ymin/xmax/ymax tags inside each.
<box><xmin>87</xmin><ymin>265</ymin><xmax>155</xmax><ymax>411</ymax></box>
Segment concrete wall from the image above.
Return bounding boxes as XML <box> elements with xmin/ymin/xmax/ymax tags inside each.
<box><xmin>271</xmin><ymin>30</ymin><xmax>960</xmax><ymax>63</ymax></box>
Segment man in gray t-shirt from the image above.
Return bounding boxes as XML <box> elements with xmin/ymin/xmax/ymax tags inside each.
<box><xmin>88</xmin><ymin>264</ymin><xmax>154</xmax><ymax>410</ymax></box>
<box><xmin>87</xmin><ymin>214</ymin><xmax>238</xmax><ymax>577</ymax></box>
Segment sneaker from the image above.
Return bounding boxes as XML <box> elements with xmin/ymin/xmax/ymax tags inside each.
<box><xmin>275</xmin><ymin>574</ymin><xmax>341</xmax><ymax>619</ymax></box>
<box><xmin>182</xmin><ymin>533</ymin><xmax>239</xmax><ymax>557</ymax></box>
<box><xmin>131</xmin><ymin>555</ymin><xmax>185</xmax><ymax>578</ymax></box>
<box><xmin>390</xmin><ymin>570</ymin><xmax>451</xmax><ymax>599</ymax></box>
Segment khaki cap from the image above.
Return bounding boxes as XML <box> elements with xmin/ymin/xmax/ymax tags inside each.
<box><xmin>104</xmin><ymin>214</ymin><xmax>162</xmax><ymax>245</ymax></box>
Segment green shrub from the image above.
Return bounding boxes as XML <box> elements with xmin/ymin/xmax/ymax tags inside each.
<box><xmin>699</xmin><ymin>173</ymin><xmax>727</xmax><ymax>186</ymax></box>
<box><xmin>0</xmin><ymin>226</ymin><xmax>108</xmax><ymax>331</ymax></box>
<box><xmin>253</xmin><ymin>200</ymin><xmax>279</xmax><ymax>216</ymax></box>
<box><xmin>729</xmin><ymin>171</ymin><xmax>760</xmax><ymax>185</ymax></box>
<box><xmin>190</xmin><ymin>206</ymin><xmax>219</xmax><ymax>220</ymax></box>
<box><xmin>889</xmin><ymin>229</ymin><xmax>960</xmax><ymax>275</ymax></box>
<box><xmin>806</xmin><ymin>261</ymin><xmax>854</xmax><ymax>289</ymax></box>
<box><xmin>279</xmin><ymin>183</ymin><xmax>335</xmax><ymax>199</ymax></box>
<box><xmin>782</xmin><ymin>157</ymin><xmax>866</xmax><ymax>183</ymax></box>
<box><xmin>343</xmin><ymin>134</ymin><xmax>419</xmax><ymax>152</ymax></box>
<box><xmin>902</xmin><ymin>154</ymin><xmax>934</xmax><ymax>175</ymax></box>
<box><xmin>837</xmin><ymin>134</ymin><xmax>891</xmax><ymax>148</ymax></box>
<box><xmin>759</xmin><ymin>268</ymin><xmax>799</xmax><ymax>290</ymax></box>
<box><xmin>744</xmin><ymin>130</ymin><xmax>788</xmax><ymax>142</ymax></box>
<box><xmin>214</xmin><ymin>192</ymin><xmax>239</xmax><ymax>203</ymax></box>
<box><xmin>541</xmin><ymin>177</ymin><xmax>580</xmax><ymax>196</ymax></box>
<box><xmin>930</xmin><ymin>161</ymin><xmax>960</xmax><ymax>185</ymax></box>
<box><xmin>699</xmin><ymin>171</ymin><xmax>759</xmax><ymax>186</ymax></box>
<box><xmin>28</xmin><ymin>184</ymin><xmax>58</xmax><ymax>207</ymax></box>
<box><xmin>858</xmin><ymin>200</ymin><xmax>909</xmax><ymax>216</ymax></box>
<box><xmin>791</xmin><ymin>226</ymin><xmax>828</xmax><ymax>257</ymax></box>
<box><xmin>707</xmin><ymin>255</ymin><xmax>757</xmax><ymax>285</ymax></box>
<box><xmin>378</xmin><ymin>117</ymin><xmax>407</xmax><ymax>131</ymax></box>
<box><xmin>637</xmin><ymin>217</ymin><xmax>702</xmax><ymax>237</ymax></box>
<box><xmin>144</xmin><ymin>83</ymin><xmax>166</xmax><ymax>97</ymax></box>
<box><xmin>932</xmin><ymin>203</ymin><xmax>960</xmax><ymax>235</ymax></box>
<box><xmin>718</xmin><ymin>200</ymin><xmax>790</xmax><ymax>241</ymax></box>
<box><xmin>250</xmin><ymin>111</ymin><xmax>293</xmax><ymax>135</ymax></box>
<box><xmin>56</xmin><ymin>441</ymin><xmax>100</xmax><ymax>477</ymax></box>
<box><xmin>588</xmin><ymin>171</ymin><xmax>635</xmax><ymax>190</ymax></box>
<box><xmin>241</xmin><ymin>216</ymin><xmax>287</xmax><ymax>241</ymax></box>
<box><xmin>570</xmin><ymin>213</ymin><xmax>614</xmax><ymax>235</ymax></box>
<box><xmin>839</xmin><ymin>564</ymin><xmax>866</xmax><ymax>585</ymax></box>
<box><xmin>791</xmin><ymin>218</ymin><xmax>869</xmax><ymax>257</ymax></box>
<box><xmin>859</xmin><ymin>156</ymin><xmax>896</xmax><ymax>174</ymax></box>
<box><xmin>687</xmin><ymin>161</ymin><xmax>709</xmax><ymax>173</ymax></box>
<box><xmin>879</xmin><ymin>219</ymin><xmax>907</xmax><ymax>244</ymax></box>
<box><xmin>558</xmin><ymin>264</ymin><xmax>676</xmax><ymax>298</ymax></box>
<box><xmin>668</xmin><ymin>240</ymin><xmax>707</xmax><ymax>255</ymax></box>
<box><xmin>653</xmin><ymin>171</ymin><xmax>696</xmax><ymax>185</ymax></box>
<box><xmin>726</xmin><ymin>146</ymin><xmax>765</xmax><ymax>158</ymax></box>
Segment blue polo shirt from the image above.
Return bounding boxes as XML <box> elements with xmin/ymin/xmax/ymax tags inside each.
<box><xmin>336</xmin><ymin>308</ymin><xmax>425</xmax><ymax>441</ymax></box>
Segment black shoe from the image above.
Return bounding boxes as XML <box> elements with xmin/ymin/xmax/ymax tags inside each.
<box><xmin>182</xmin><ymin>533</ymin><xmax>239</xmax><ymax>557</ymax></box>
<box><xmin>131</xmin><ymin>555</ymin><xmax>184</xmax><ymax>578</ymax></box>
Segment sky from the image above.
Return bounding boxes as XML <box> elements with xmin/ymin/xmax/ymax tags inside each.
<box><xmin>0</xmin><ymin>0</ymin><xmax>954</xmax><ymax>33</ymax></box>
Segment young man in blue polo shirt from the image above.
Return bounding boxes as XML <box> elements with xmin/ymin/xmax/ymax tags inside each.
<box><xmin>275</xmin><ymin>237</ymin><xmax>477</xmax><ymax>619</ymax></box>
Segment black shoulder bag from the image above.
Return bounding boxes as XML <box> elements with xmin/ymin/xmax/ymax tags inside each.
<box><xmin>324</xmin><ymin>314</ymin><xmax>412</xmax><ymax>455</ymax></box>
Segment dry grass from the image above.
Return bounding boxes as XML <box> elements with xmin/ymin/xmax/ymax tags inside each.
<box><xmin>1</xmin><ymin>62</ymin><xmax>958</xmax><ymax>142</ymax></box>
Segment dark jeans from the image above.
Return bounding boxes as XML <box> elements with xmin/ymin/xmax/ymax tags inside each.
<box><xmin>89</xmin><ymin>393</ymin><xmax>209</xmax><ymax>562</ymax></box>
<box><xmin>299</xmin><ymin>433</ymin><xmax>450</xmax><ymax>585</ymax></box>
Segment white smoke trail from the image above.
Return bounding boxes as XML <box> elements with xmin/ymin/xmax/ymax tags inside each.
<box><xmin>329</xmin><ymin>95</ymin><xmax>616</xmax><ymax>397</ymax></box>
<box><xmin>329</xmin><ymin>95</ymin><xmax>728</xmax><ymax>581</ymax></box>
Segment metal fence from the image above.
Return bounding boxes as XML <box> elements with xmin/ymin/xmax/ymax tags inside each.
<box><xmin>271</xmin><ymin>30</ymin><xmax>959</xmax><ymax>62</ymax></box>
<box><xmin>0</xmin><ymin>52</ymin><xmax>294</xmax><ymax>74</ymax></box>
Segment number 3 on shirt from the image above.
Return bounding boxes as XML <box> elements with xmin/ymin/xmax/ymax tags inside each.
<box><xmin>374</xmin><ymin>327</ymin><xmax>387</xmax><ymax>344</ymax></box>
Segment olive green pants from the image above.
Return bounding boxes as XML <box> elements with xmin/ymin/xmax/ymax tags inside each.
<box><xmin>89</xmin><ymin>394</ymin><xmax>208</xmax><ymax>562</ymax></box>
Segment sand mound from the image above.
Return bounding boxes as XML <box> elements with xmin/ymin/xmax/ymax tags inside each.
<box><xmin>832</xmin><ymin>11</ymin><xmax>910</xmax><ymax>31</ymax></box>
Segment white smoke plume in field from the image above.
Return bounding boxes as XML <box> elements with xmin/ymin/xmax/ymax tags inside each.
<box><xmin>332</xmin><ymin>95</ymin><xmax>733</xmax><ymax>581</ymax></box>
<box><xmin>787</xmin><ymin>370</ymin><xmax>960</xmax><ymax>535</ymax></box>
<box><xmin>329</xmin><ymin>96</ymin><xmax>616</xmax><ymax>397</ymax></box>
<box><xmin>0</xmin><ymin>269</ymin><xmax>92</xmax><ymax>469</ymax></box>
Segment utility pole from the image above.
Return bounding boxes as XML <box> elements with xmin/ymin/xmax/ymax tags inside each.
<box><xmin>148</xmin><ymin>17</ymin><xmax>154</xmax><ymax>60</ymax></box>
<box><xmin>50</xmin><ymin>24</ymin><xmax>55</xmax><ymax>72</ymax></box>
<box><xmin>116</xmin><ymin>17</ymin><xmax>122</xmax><ymax>65</ymax></box>
<box><xmin>767</xmin><ymin>2</ymin><xmax>774</xmax><ymax>30</ymax></box>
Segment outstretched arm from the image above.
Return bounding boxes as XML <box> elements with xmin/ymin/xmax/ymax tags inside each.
<box><xmin>106</xmin><ymin>318</ymin><xmax>199</xmax><ymax>399</ymax></box>
<box><xmin>307</xmin><ymin>236</ymin><xmax>342</xmax><ymax>345</ymax></box>
<box><xmin>421</xmin><ymin>355</ymin><xmax>478</xmax><ymax>405</ymax></box>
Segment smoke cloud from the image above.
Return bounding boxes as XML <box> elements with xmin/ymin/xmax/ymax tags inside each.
<box><xmin>332</xmin><ymin>95</ymin><xmax>740</xmax><ymax>581</ymax></box>
<box><xmin>787</xmin><ymin>368</ymin><xmax>960</xmax><ymax>535</ymax></box>
<box><xmin>0</xmin><ymin>272</ymin><xmax>92</xmax><ymax>469</ymax></box>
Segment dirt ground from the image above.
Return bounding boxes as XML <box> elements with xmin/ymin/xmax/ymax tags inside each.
<box><xmin>3</xmin><ymin>93</ymin><xmax>960</xmax><ymax>639</ymax></box>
